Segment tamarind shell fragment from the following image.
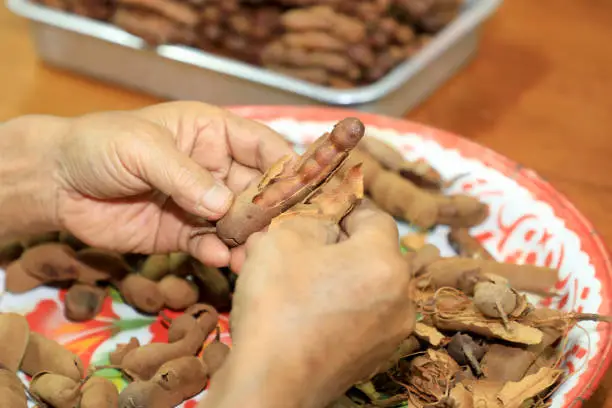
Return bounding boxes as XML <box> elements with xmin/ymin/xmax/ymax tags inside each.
<box><xmin>29</xmin><ymin>371</ymin><xmax>80</xmax><ymax>408</ymax></box>
<box><xmin>20</xmin><ymin>243</ymin><xmax>79</xmax><ymax>282</ymax></box>
<box><xmin>213</xmin><ymin>117</ymin><xmax>365</xmax><ymax>247</ymax></box>
<box><xmin>0</xmin><ymin>313</ymin><xmax>30</xmax><ymax>372</ymax></box>
<box><xmin>21</xmin><ymin>332</ymin><xmax>84</xmax><ymax>382</ymax></box>
<box><xmin>4</xmin><ymin>260</ymin><xmax>45</xmax><ymax>293</ymax></box>
<box><xmin>64</xmin><ymin>284</ymin><xmax>107</xmax><ymax>322</ymax></box>
<box><xmin>158</xmin><ymin>275</ymin><xmax>199</xmax><ymax>311</ymax></box>
<box><xmin>0</xmin><ymin>368</ymin><xmax>28</xmax><ymax>408</ymax></box>
<box><xmin>80</xmin><ymin>376</ymin><xmax>119</xmax><ymax>408</ymax></box>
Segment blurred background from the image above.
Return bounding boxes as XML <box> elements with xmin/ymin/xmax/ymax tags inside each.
<box><xmin>1</xmin><ymin>0</ymin><xmax>612</xmax><ymax>404</ymax></box>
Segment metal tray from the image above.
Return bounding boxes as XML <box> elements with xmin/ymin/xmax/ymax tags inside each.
<box><xmin>7</xmin><ymin>0</ymin><xmax>502</xmax><ymax>117</ymax></box>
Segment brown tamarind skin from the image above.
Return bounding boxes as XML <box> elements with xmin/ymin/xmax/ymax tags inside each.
<box><xmin>0</xmin><ymin>368</ymin><xmax>27</xmax><ymax>408</ymax></box>
<box><xmin>29</xmin><ymin>371</ymin><xmax>80</xmax><ymax>408</ymax></box>
<box><xmin>80</xmin><ymin>376</ymin><xmax>119</xmax><ymax>408</ymax></box>
<box><xmin>20</xmin><ymin>333</ymin><xmax>84</xmax><ymax>382</ymax></box>
<box><xmin>0</xmin><ymin>313</ymin><xmax>30</xmax><ymax>372</ymax></box>
<box><xmin>215</xmin><ymin>117</ymin><xmax>365</xmax><ymax>247</ymax></box>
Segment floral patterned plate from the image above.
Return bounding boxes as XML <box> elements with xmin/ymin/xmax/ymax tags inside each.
<box><xmin>1</xmin><ymin>106</ymin><xmax>611</xmax><ymax>408</ymax></box>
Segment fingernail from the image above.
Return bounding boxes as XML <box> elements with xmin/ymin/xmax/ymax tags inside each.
<box><xmin>197</xmin><ymin>181</ymin><xmax>233</xmax><ymax>215</ymax></box>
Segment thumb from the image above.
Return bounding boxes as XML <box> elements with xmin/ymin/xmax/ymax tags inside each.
<box><xmin>137</xmin><ymin>141</ymin><xmax>234</xmax><ymax>220</ymax></box>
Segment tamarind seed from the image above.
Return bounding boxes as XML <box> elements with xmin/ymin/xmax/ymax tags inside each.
<box><xmin>4</xmin><ymin>260</ymin><xmax>45</xmax><ymax>293</ymax></box>
<box><xmin>80</xmin><ymin>376</ymin><xmax>119</xmax><ymax>408</ymax></box>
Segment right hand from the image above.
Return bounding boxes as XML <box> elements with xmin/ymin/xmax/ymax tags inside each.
<box><xmin>210</xmin><ymin>201</ymin><xmax>416</xmax><ymax>408</ymax></box>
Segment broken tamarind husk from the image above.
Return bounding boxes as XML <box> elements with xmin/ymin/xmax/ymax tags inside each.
<box><xmin>0</xmin><ymin>313</ymin><xmax>30</xmax><ymax>372</ymax></box>
<box><xmin>140</xmin><ymin>254</ymin><xmax>170</xmax><ymax>281</ymax></box>
<box><xmin>63</xmin><ymin>283</ymin><xmax>107</xmax><ymax>322</ymax></box>
<box><xmin>201</xmin><ymin>327</ymin><xmax>230</xmax><ymax>376</ymax></box>
<box><xmin>21</xmin><ymin>332</ymin><xmax>84</xmax><ymax>382</ymax></box>
<box><xmin>29</xmin><ymin>371</ymin><xmax>80</xmax><ymax>408</ymax></box>
<box><xmin>158</xmin><ymin>275</ymin><xmax>199</xmax><ymax>311</ymax></box>
<box><xmin>448</xmin><ymin>227</ymin><xmax>493</xmax><ymax>260</ymax></box>
<box><xmin>118</xmin><ymin>356</ymin><xmax>208</xmax><ymax>408</ymax></box>
<box><xmin>0</xmin><ymin>366</ymin><xmax>28</xmax><ymax>408</ymax></box>
<box><xmin>195</xmin><ymin>117</ymin><xmax>365</xmax><ymax>247</ymax></box>
<box><xmin>116</xmin><ymin>274</ymin><xmax>165</xmax><ymax>314</ymax></box>
<box><xmin>80</xmin><ymin>376</ymin><xmax>119</xmax><ymax>408</ymax></box>
<box><xmin>446</xmin><ymin>333</ymin><xmax>486</xmax><ymax>376</ymax></box>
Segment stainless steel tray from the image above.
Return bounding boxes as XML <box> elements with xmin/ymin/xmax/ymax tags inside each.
<box><xmin>7</xmin><ymin>0</ymin><xmax>502</xmax><ymax>117</ymax></box>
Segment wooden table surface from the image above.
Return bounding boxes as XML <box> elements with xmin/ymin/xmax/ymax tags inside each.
<box><xmin>2</xmin><ymin>0</ymin><xmax>612</xmax><ymax>405</ymax></box>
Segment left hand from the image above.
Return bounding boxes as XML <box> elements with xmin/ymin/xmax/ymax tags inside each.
<box><xmin>2</xmin><ymin>102</ymin><xmax>292</xmax><ymax>267</ymax></box>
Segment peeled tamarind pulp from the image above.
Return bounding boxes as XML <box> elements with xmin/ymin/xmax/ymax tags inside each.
<box><xmin>211</xmin><ymin>117</ymin><xmax>365</xmax><ymax>247</ymax></box>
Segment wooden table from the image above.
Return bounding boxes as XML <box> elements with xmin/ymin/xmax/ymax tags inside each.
<box><xmin>2</xmin><ymin>0</ymin><xmax>612</xmax><ymax>404</ymax></box>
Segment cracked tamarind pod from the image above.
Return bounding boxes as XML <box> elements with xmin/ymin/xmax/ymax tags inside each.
<box><xmin>195</xmin><ymin>117</ymin><xmax>365</xmax><ymax>247</ymax></box>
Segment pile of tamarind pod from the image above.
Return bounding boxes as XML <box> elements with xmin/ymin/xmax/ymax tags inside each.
<box><xmin>325</xmin><ymin>233</ymin><xmax>611</xmax><ymax>408</ymax></box>
<box><xmin>30</xmin><ymin>0</ymin><xmax>460</xmax><ymax>88</ymax></box>
<box><xmin>0</xmin><ymin>231</ymin><xmax>233</xmax><ymax>322</ymax></box>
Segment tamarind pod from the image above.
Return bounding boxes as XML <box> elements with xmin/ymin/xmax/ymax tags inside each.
<box><xmin>168</xmin><ymin>253</ymin><xmax>191</xmax><ymax>276</ymax></box>
<box><xmin>119</xmin><ymin>318</ymin><xmax>209</xmax><ymax>380</ymax></box>
<box><xmin>0</xmin><ymin>368</ymin><xmax>27</xmax><ymax>408</ymax></box>
<box><xmin>29</xmin><ymin>371</ymin><xmax>80</xmax><ymax>408</ymax></box>
<box><xmin>123</xmin><ymin>253</ymin><xmax>148</xmax><ymax>271</ymax></box>
<box><xmin>21</xmin><ymin>332</ymin><xmax>84</xmax><ymax>381</ymax></box>
<box><xmin>395</xmin><ymin>24</ymin><xmax>416</xmax><ymax>44</ymax></box>
<box><xmin>422</xmin><ymin>258</ymin><xmax>559</xmax><ymax>296</ymax></box>
<box><xmin>4</xmin><ymin>260</ymin><xmax>45</xmax><ymax>293</ymax></box>
<box><xmin>281</xmin><ymin>6</ymin><xmax>366</xmax><ymax>43</ymax></box>
<box><xmin>76</xmin><ymin>248</ymin><xmax>132</xmax><ymax>284</ymax></box>
<box><xmin>20</xmin><ymin>232</ymin><xmax>60</xmax><ymax>248</ymax></box>
<box><xmin>436</xmin><ymin>194</ymin><xmax>489</xmax><ymax>228</ymax></box>
<box><xmin>118</xmin><ymin>380</ymin><xmax>180</xmax><ymax>408</ymax></box>
<box><xmin>282</xmin><ymin>31</ymin><xmax>346</xmax><ymax>51</ymax></box>
<box><xmin>117</xmin><ymin>0</ymin><xmax>199</xmax><ymax>26</ymax></box>
<box><xmin>158</xmin><ymin>275</ymin><xmax>199</xmax><ymax>310</ymax></box>
<box><xmin>64</xmin><ymin>284</ymin><xmax>107</xmax><ymax>322</ymax></box>
<box><xmin>112</xmin><ymin>7</ymin><xmax>195</xmax><ymax>46</ymax></box>
<box><xmin>58</xmin><ymin>231</ymin><xmax>87</xmax><ymax>251</ymax></box>
<box><xmin>448</xmin><ymin>228</ymin><xmax>493</xmax><ymax>260</ymax></box>
<box><xmin>328</xmin><ymin>76</ymin><xmax>355</xmax><ymax>89</ymax></box>
<box><xmin>191</xmin><ymin>263</ymin><xmax>232</xmax><ymax>311</ymax></box>
<box><xmin>153</xmin><ymin>356</ymin><xmax>209</xmax><ymax>400</ymax></box>
<box><xmin>80</xmin><ymin>376</ymin><xmax>119</xmax><ymax>408</ymax></box>
<box><xmin>201</xmin><ymin>328</ymin><xmax>230</xmax><ymax>376</ymax></box>
<box><xmin>117</xmin><ymin>274</ymin><xmax>165</xmax><ymax>314</ymax></box>
<box><xmin>140</xmin><ymin>254</ymin><xmax>170</xmax><ymax>281</ymax></box>
<box><xmin>0</xmin><ymin>239</ymin><xmax>23</xmax><ymax>266</ymax></box>
<box><xmin>213</xmin><ymin>117</ymin><xmax>365</xmax><ymax>247</ymax></box>
<box><xmin>20</xmin><ymin>243</ymin><xmax>80</xmax><ymax>282</ymax></box>
<box><xmin>0</xmin><ymin>313</ymin><xmax>30</xmax><ymax>372</ymax></box>
<box><xmin>263</xmin><ymin>44</ymin><xmax>361</xmax><ymax>78</ymax></box>
<box><xmin>109</xmin><ymin>337</ymin><xmax>140</xmax><ymax>365</ymax></box>
<box><xmin>168</xmin><ymin>304</ymin><xmax>219</xmax><ymax>343</ymax></box>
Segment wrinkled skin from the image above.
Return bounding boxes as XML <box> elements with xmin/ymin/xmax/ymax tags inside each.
<box><xmin>201</xmin><ymin>201</ymin><xmax>417</xmax><ymax>408</ymax></box>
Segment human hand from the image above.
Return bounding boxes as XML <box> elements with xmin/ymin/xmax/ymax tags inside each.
<box><xmin>204</xmin><ymin>201</ymin><xmax>415</xmax><ymax>408</ymax></box>
<box><xmin>48</xmin><ymin>102</ymin><xmax>292</xmax><ymax>266</ymax></box>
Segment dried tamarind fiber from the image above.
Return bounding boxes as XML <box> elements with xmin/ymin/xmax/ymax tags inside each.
<box><xmin>64</xmin><ymin>283</ymin><xmax>107</xmax><ymax>322</ymax></box>
<box><xmin>205</xmin><ymin>117</ymin><xmax>365</xmax><ymax>247</ymax></box>
<box><xmin>0</xmin><ymin>313</ymin><xmax>30</xmax><ymax>372</ymax></box>
<box><xmin>80</xmin><ymin>376</ymin><xmax>119</xmax><ymax>408</ymax></box>
<box><xmin>29</xmin><ymin>371</ymin><xmax>80</xmax><ymax>408</ymax></box>
<box><xmin>21</xmin><ymin>332</ymin><xmax>84</xmax><ymax>382</ymax></box>
<box><xmin>0</xmin><ymin>367</ymin><xmax>28</xmax><ymax>408</ymax></box>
